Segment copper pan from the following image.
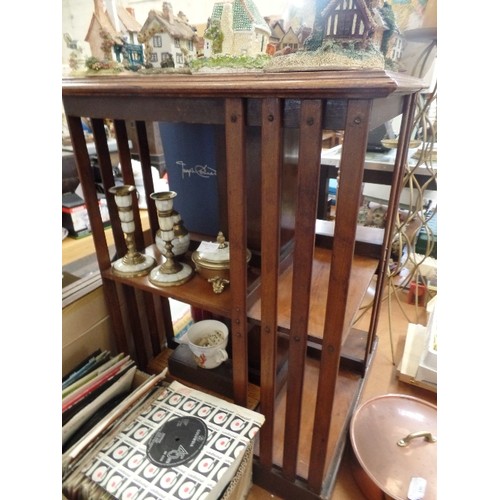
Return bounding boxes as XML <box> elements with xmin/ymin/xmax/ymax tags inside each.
<box><xmin>350</xmin><ymin>394</ymin><xmax>437</xmax><ymax>500</ymax></box>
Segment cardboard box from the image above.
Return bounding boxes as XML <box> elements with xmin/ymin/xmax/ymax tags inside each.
<box><xmin>62</xmin><ymin>199</ymin><xmax>110</xmax><ymax>238</ymax></box>
<box><xmin>62</xmin><ymin>286</ymin><xmax>114</xmax><ymax>377</ymax></box>
<box><xmin>416</xmin><ymin>299</ymin><xmax>437</xmax><ymax>385</ymax></box>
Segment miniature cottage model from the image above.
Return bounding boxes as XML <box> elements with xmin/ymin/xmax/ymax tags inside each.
<box><xmin>270</xmin><ymin>21</ymin><xmax>301</xmax><ymax>52</ymax></box>
<box><xmin>320</xmin><ymin>0</ymin><xmax>401</xmax><ymax>59</ymax></box>
<box><xmin>322</xmin><ymin>0</ymin><xmax>381</xmax><ymax>45</ymax></box>
<box><xmin>205</xmin><ymin>0</ymin><xmax>271</xmax><ymax>57</ymax></box>
<box><xmin>138</xmin><ymin>2</ymin><xmax>198</xmax><ymax>68</ymax></box>
<box><xmin>268</xmin><ymin>19</ymin><xmax>287</xmax><ymax>52</ymax></box>
<box><xmin>265</xmin><ymin>18</ymin><xmax>312</xmax><ymax>56</ymax></box>
<box><xmin>85</xmin><ymin>0</ymin><xmax>143</xmax><ymax>65</ymax></box>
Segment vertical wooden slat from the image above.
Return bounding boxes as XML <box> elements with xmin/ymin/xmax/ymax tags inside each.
<box><xmin>114</xmin><ymin>119</ymin><xmax>135</xmax><ymax>186</ymax></box>
<box><xmin>91</xmin><ymin>118</ymin><xmax>127</xmax><ymax>257</ymax></box>
<box><xmin>113</xmin><ymin>119</ymin><xmax>145</xmax><ymax>251</ymax></box>
<box><xmin>132</xmin><ymin>119</ymin><xmax>164</xmax><ymax>357</ymax></box>
<box><xmin>160</xmin><ymin>296</ymin><xmax>176</xmax><ymax>349</ymax></box>
<box><xmin>259</xmin><ymin>97</ymin><xmax>283</xmax><ymax>468</ymax></box>
<box><xmin>114</xmin><ymin>119</ymin><xmax>155</xmax><ymax>364</ymax></box>
<box><xmin>102</xmin><ymin>281</ymin><xmax>129</xmax><ymax>355</ymax></box>
<box><xmin>135</xmin><ymin>120</ymin><xmax>160</xmax><ymax>238</ymax></box>
<box><xmin>135</xmin><ymin>121</ymin><xmax>174</xmax><ymax>355</ymax></box>
<box><xmin>145</xmin><ymin>295</ymin><xmax>169</xmax><ymax>357</ymax></box>
<box><xmin>282</xmin><ymin>100</ymin><xmax>323</xmax><ymax>480</ymax></box>
<box><xmin>308</xmin><ymin>99</ymin><xmax>372</xmax><ymax>492</ymax></box>
<box><xmin>366</xmin><ymin>93</ymin><xmax>419</xmax><ymax>356</ymax></box>
<box><xmin>317</xmin><ymin>163</ymin><xmax>337</xmax><ymax>220</ymax></box>
<box><xmin>224</xmin><ymin>98</ymin><xmax>248</xmax><ymax>407</ymax></box>
<box><xmin>66</xmin><ymin>115</ymin><xmax>110</xmax><ymax>271</ymax></box>
<box><xmin>65</xmin><ymin>113</ymin><xmax>129</xmax><ymax>354</ymax></box>
<box><xmin>141</xmin><ymin>292</ymin><xmax>161</xmax><ymax>357</ymax></box>
<box><xmin>122</xmin><ymin>285</ymin><xmax>148</xmax><ymax>370</ymax></box>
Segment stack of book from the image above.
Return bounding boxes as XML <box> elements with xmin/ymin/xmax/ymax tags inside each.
<box><xmin>62</xmin><ymin>350</ymin><xmax>138</xmax><ymax>452</ymax></box>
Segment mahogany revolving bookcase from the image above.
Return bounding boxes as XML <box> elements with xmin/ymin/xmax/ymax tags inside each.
<box><xmin>62</xmin><ymin>69</ymin><xmax>425</xmax><ymax>499</ymax></box>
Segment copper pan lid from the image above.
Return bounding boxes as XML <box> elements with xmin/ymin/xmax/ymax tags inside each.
<box><xmin>350</xmin><ymin>394</ymin><xmax>437</xmax><ymax>500</ymax></box>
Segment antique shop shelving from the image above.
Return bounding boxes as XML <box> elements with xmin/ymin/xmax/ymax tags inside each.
<box><xmin>62</xmin><ymin>69</ymin><xmax>424</xmax><ymax>499</ymax></box>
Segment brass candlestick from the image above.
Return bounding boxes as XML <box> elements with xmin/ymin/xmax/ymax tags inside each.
<box><xmin>155</xmin><ymin>209</ymin><xmax>190</xmax><ymax>258</ymax></box>
<box><xmin>108</xmin><ymin>185</ymin><xmax>156</xmax><ymax>277</ymax></box>
<box><xmin>148</xmin><ymin>191</ymin><xmax>193</xmax><ymax>287</ymax></box>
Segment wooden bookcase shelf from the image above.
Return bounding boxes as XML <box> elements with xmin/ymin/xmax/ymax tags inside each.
<box><xmin>62</xmin><ymin>69</ymin><xmax>424</xmax><ymax>499</ymax></box>
<box><xmin>247</xmin><ymin>248</ymin><xmax>378</xmax><ymax>345</ymax></box>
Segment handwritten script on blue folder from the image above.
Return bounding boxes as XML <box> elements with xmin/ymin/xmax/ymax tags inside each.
<box><xmin>159</xmin><ymin>123</ymin><xmax>221</xmax><ymax>237</ymax></box>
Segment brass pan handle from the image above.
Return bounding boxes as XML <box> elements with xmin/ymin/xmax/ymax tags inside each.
<box><xmin>397</xmin><ymin>431</ymin><xmax>437</xmax><ymax>447</ymax></box>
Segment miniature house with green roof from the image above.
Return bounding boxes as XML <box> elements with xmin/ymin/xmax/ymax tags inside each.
<box><xmin>205</xmin><ymin>0</ymin><xmax>271</xmax><ymax>57</ymax></box>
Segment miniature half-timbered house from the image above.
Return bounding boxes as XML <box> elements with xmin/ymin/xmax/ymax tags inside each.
<box><xmin>138</xmin><ymin>2</ymin><xmax>198</xmax><ymax>68</ymax></box>
<box><xmin>320</xmin><ymin>0</ymin><xmax>402</xmax><ymax>61</ymax></box>
<box><xmin>321</xmin><ymin>0</ymin><xmax>382</xmax><ymax>44</ymax></box>
<box><xmin>85</xmin><ymin>0</ymin><xmax>143</xmax><ymax>65</ymax></box>
<box><xmin>206</xmin><ymin>0</ymin><xmax>271</xmax><ymax>57</ymax></box>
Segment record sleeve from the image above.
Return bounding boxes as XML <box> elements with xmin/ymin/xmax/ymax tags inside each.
<box><xmin>64</xmin><ymin>380</ymin><xmax>264</xmax><ymax>500</ymax></box>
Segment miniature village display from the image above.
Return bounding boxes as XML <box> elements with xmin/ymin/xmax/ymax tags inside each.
<box><xmin>65</xmin><ymin>0</ymin><xmax>428</xmax><ymax>76</ymax></box>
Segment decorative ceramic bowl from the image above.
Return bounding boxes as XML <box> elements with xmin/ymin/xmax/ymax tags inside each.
<box><xmin>191</xmin><ymin>232</ymin><xmax>251</xmax><ymax>294</ymax></box>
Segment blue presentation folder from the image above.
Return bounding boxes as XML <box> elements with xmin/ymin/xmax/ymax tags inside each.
<box><xmin>159</xmin><ymin>123</ymin><xmax>221</xmax><ymax>237</ymax></box>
